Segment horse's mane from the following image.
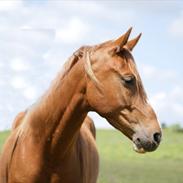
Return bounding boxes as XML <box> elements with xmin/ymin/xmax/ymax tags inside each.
<box><xmin>16</xmin><ymin>48</ymin><xmax>82</xmax><ymax>131</ymax></box>
<box><xmin>4</xmin><ymin>47</ymin><xmax>90</xmax><ymax>178</ymax></box>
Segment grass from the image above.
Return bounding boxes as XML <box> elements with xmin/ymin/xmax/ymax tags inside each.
<box><xmin>97</xmin><ymin>129</ymin><xmax>183</xmax><ymax>183</ymax></box>
<box><xmin>0</xmin><ymin>129</ymin><xmax>183</xmax><ymax>183</ymax></box>
<box><xmin>0</xmin><ymin>130</ymin><xmax>10</xmax><ymax>151</ymax></box>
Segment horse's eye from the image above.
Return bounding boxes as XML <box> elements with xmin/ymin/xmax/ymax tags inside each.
<box><xmin>122</xmin><ymin>75</ymin><xmax>135</xmax><ymax>85</ymax></box>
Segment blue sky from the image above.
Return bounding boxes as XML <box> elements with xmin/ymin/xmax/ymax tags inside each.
<box><xmin>0</xmin><ymin>0</ymin><xmax>183</xmax><ymax>130</ymax></box>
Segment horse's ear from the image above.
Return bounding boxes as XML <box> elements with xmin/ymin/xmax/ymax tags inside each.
<box><xmin>109</xmin><ymin>27</ymin><xmax>132</xmax><ymax>55</ymax></box>
<box><xmin>124</xmin><ymin>33</ymin><xmax>142</xmax><ymax>51</ymax></box>
<box><xmin>113</xmin><ymin>27</ymin><xmax>132</xmax><ymax>48</ymax></box>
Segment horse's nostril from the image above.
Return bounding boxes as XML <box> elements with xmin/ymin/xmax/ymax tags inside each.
<box><xmin>153</xmin><ymin>132</ymin><xmax>161</xmax><ymax>144</ymax></box>
<box><xmin>136</xmin><ymin>138</ymin><xmax>141</xmax><ymax>143</ymax></box>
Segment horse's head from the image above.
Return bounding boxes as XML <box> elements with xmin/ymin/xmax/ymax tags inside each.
<box><xmin>85</xmin><ymin>28</ymin><xmax>162</xmax><ymax>153</ymax></box>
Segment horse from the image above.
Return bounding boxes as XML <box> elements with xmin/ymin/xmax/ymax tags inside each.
<box><xmin>0</xmin><ymin>28</ymin><xmax>162</xmax><ymax>183</ymax></box>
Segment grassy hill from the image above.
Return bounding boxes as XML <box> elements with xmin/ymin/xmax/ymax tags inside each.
<box><xmin>0</xmin><ymin>129</ymin><xmax>183</xmax><ymax>183</ymax></box>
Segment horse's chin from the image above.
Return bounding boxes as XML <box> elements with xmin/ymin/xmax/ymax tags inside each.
<box><xmin>133</xmin><ymin>143</ymin><xmax>146</xmax><ymax>154</ymax></box>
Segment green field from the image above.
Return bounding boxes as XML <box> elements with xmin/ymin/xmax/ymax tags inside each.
<box><xmin>97</xmin><ymin>129</ymin><xmax>183</xmax><ymax>183</ymax></box>
<box><xmin>0</xmin><ymin>129</ymin><xmax>183</xmax><ymax>183</ymax></box>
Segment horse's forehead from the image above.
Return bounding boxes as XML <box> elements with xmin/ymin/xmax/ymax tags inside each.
<box><xmin>93</xmin><ymin>44</ymin><xmax>137</xmax><ymax>74</ymax></box>
<box><xmin>111</xmin><ymin>54</ymin><xmax>136</xmax><ymax>74</ymax></box>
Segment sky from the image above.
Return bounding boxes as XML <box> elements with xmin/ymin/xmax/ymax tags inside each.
<box><xmin>0</xmin><ymin>0</ymin><xmax>183</xmax><ymax>130</ymax></box>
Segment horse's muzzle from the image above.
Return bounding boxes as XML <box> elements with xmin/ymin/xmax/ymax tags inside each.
<box><xmin>132</xmin><ymin>131</ymin><xmax>162</xmax><ymax>153</ymax></box>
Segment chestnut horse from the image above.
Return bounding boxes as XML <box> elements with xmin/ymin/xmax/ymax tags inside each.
<box><xmin>0</xmin><ymin>28</ymin><xmax>162</xmax><ymax>183</ymax></box>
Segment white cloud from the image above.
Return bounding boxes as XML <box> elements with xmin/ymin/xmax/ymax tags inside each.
<box><xmin>55</xmin><ymin>17</ymin><xmax>89</xmax><ymax>44</ymax></box>
<box><xmin>169</xmin><ymin>11</ymin><xmax>183</xmax><ymax>38</ymax></box>
<box><xmin>10</xmin><ymin>58</ymin><xmax>30</xmax><ymax>71</ymax></box>
<box><xmin>0</xmin><ymin>79</ymin><xmax>5</xmax><ymax>87</ymax></box>
<box><xmin>149</xmin><ymin>85</ymin><xmax>183</xmax><ymax>125</ymax></box>
<box><xmin>140</xmin><ymin>64</ymin><xmax>177</xmax><ymax>81</ymax></box>
<box><xmin>139</xmin><ymin>63</ymin><xmax>183</xmax><ymax>124</ymax></box>
<box><xmin>11</xmin><ymin>76</ymin><xmax>28</xmax><ymax>89</ymax></box>
<box><xmin>0</xmin><ymin>0</ymin><xmax>22</xmax><ymax>11</ymax></box>
<box><xmin>149</xmin><ymin>91</ymin><xmax>167</xmax><ymax>116</ymax></box>
<box><xmin>0</xmin><ymin>62</ymin><xmax>4</xmax><ymax>68</ymax></box>
<box><xmin>23</xmin><ymin>86</ymin><xmax>37</xmax><ymax>100</ymax></box>
<box><xmin>173</xmin><ymin>103</ymin><xmax>183</xmax><ymax>115</ymax></box>
<box><xmin>150</xmin><ymin>92</ymin><xmax>166</xmax><ymax>105</ymax></box>
<box><xmin>170</xmin><ymin>86</ymin><xmax>182</xmax><ymax>100</ymax></box>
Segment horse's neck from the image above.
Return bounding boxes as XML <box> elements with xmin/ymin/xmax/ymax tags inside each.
<box><xmin>27</xmin><ymin>59</ymin><xmax>88</xmax><ymax>156</ymax></box>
